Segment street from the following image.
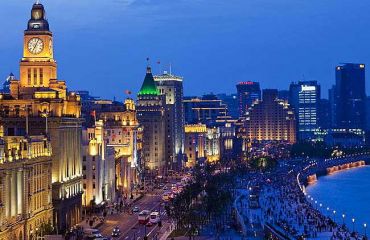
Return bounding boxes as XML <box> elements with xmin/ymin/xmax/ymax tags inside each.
<box><xmin>95</xmin><ymin>177</ymin><xmax>182</xmax><ymax>240</ymax></box>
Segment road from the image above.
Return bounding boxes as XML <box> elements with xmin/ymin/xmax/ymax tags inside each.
<box><xmin>97</xmin><ymin>178</ymin><xmax>180</xmax><ymax>240</ymax></box>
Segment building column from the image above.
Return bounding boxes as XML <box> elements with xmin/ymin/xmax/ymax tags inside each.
<box><xmin>10</xmin><ymin>170</ymin><xmax>18</xmax><ymax>216</ymax></box>
<box><xmin>5</xmin><ymin>173</ymin><xmax>10</xmax><ymax>218</ymax></box>
<box><xmin>17</xmin><ymin>170</ymin><xmax>23</xmax><ymax>216</ymax></box>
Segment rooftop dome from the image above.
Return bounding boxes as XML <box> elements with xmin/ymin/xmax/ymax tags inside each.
<box><xmin>27</xmin><ymin>2</ymin><xmax>50</xmax><ymax>31</ymax></box>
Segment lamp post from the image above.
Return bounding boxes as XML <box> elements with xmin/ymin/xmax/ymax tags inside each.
<box><xmin>342</xmin><ymin>214</ymin><xmax>345</xmax><ymax>226</ymax></box>
<box><xmin>333</xmin><ymin>210</ymin><xmax>336</xmax><ymax>222</ymax></box>
<box><xmin>352</xmin><ymin>218</ymin><xmax>355</xmax><ymax>233</ymax></box>
<box><xmin>364</xmin><ymin>223</ymin><xmax>367</xmax><ymax>237</ymax></box>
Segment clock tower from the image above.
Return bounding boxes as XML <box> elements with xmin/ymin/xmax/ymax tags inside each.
<box><xmin>20</xmin><ymin>2</ymin><xmax>57</xmax><ymax>88</ymax></box>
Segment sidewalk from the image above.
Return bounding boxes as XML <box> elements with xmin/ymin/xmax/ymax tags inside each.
<box><xmin>77</xmin><ymin>194</ymin><xmax>144</xmax><ymax>230</ymax></box>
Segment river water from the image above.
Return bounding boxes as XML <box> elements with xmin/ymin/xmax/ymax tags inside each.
<box><xmin>306</xmin><ymin>165</ymin><xmax>370</xmax><ymax>231</ymax></box>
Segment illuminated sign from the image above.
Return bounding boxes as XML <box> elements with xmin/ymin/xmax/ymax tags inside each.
<box><xmin>301</xmin><ymin>85</ymin><xmax>316</xmax><ymax>91</ymax></box>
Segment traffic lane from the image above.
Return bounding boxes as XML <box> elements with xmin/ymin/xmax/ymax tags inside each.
<box><xmin>99</xmin><ymin>195</ymin><xmax>162</xmax><ymax>237</ymax></box>
<box><xmin>118</xmin><ymin>208</ymin><xmax>169</xmax><ymax>240</ymax></box>
<box><xmin>117</xmin><ymin>201</ymin><xmax>163</xmax><ymax>240</ymax></box>
<box><xmin>99</xmin><ymin>195</ymin><xmax>160</xmax><ymax>236</ymax></box>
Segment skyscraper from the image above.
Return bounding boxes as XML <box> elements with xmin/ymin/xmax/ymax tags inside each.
<box><xmin>289</xmin><ymin>81</ymin><xmax>321</xmax><ymax>140</ymax></box>
<box><xmin>329</xmin><ymin>85</ymin><xmax>337</xmax><ymax>128</ymax></box>
<box><xmin>137</xmin><ymin>66</ymin><xmax>167</xmax><ymax>177</ymax></box>
<box><xmin>244</xmin><ymin>89</ymin><xmax>296</xmax><ymax>143</ymax></box>
<box><xmin>154</xmin><ymin>71</ymin><xmax>184</xmax><ymax>171</ymax></box>
<box><xmin>319</xmin><ymin>99</ymin><xmax>331</xmax><ymax>129</ymax></box>
<box><xmin>236</xmin><ymin>81</ymin><xmax>261</xmax><ymax>117</ymax></box>
<box><xmin>335</xmin><ymin>63</ymin><xmax>366</xmax><ymax>129</ymax></box>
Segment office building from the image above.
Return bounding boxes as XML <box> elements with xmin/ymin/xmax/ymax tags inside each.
<box><xmin>137</xmin><ymin>67</ymin><xmax>167</xmax><ymax>177</ymax></box>
<box><xmin>154</xmin><ymin>71</ymin><xmax>184</xmax><ymax>170</ymax></box>
<box><xmin>319</xmin><ymin>99</ymin><xmax>331</xmax><ymax>129</ymax></box>
<box><xmin>289</xmin><ymin>81</ymin><xmax>320</xmax><ymax>140</ymax></box>
<box><xmin>0</xmin><ymin>134</ymin><xmax>53</xmax><ymax>240</ymax></box>
<box><xmin>335</xmin><ymin>63</ymin><xmax>366</xmax><ymax>129</ymax></box>
<box><xmin>183</xmin><ymin>94</ymin><xmax>228</xmax><ymax>125</ymax></box>
<box><xmin>99</xmin><ymin>99</ymin><xmax>141</xmax><ymax>195</ymax></box>
<box><xmin>236</xmin><ymin>81</ymin><xmax>261</xmax><ymax>116</ymax></box>
<box><xmin>82</xmin><ymin>121</ymin><xmax>116</xmax><ymax>209</ymax></box>
<box><xmin>244</xmin><ymin>89</ymin><xmax>296</xmax><ymax>143</ymax></box>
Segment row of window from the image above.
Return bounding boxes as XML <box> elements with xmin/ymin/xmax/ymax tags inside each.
<box><xmin>27</xmin><ymin>68</ymin><xmax>44</xmax><ymax>86</ymax></box>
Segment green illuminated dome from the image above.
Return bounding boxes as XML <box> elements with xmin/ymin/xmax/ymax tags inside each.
<box><xmin>138</xmin><ymin>66</ymin><xmax>159</xmax><ymax>96</ymax></box>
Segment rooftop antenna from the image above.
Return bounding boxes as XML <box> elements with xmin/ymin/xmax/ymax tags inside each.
<box><xmin>36</xmin><ymin>0</ymin><xmax>40</xmax><ymax>4</ymax></box>
<box><xmin>146</xmin><ymin>57</ymin><xmax>150</xmax><ymax>66</ymax></box>
<box><xmin>302</xmin><ymin>74</ymin><xmax>306</xmax><ymax>81</ymax></box>
<box><xmin>157</xmin><ymin>60</ymin><xmax>161</xmax><ymax>75</ymax></box>
<box><xmin>169</xmin><ymin>62</ymin><xmax>172</xmax><ymax>75</ymax></box>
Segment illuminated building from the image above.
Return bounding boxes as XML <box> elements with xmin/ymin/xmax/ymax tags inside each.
<box><xmin>82</xmin><ymin>120</ymin><xmax>116</xmax><ymax>209</ymax></box>
<box><xmin>289</xmin><ymin>81</ymin><xmax>320</xmax><ymax>140</ymax></box>
<box><xmin>154</xmin><ymin>71</ymin><xmax>185</xmax><ymax>171</ymax></box>
<box><xmin>137</xmin><ymin>67</ymin><xmax>167</xmax><ymax>176</ymax></box>
<box><xmin>184</xmin><ymin>124</ymin><xmax>206</xmax><ymax>167</ymax></box>
<box><xmin>99</xmin><ymin>99</ymin><xmax>141</xmax><ymax>196</ymax></box>
<box><xmin>236</xmin><ymin>81</ymin><xmax>261</xmax><ymax>117</ymax></box>
<box><xmin>219</xmin><ymin>122</ymin><xmax>236</xmax><ymax>161</ymax></box>
<box><xmin>244</xmin><ymin>89</ymin><xmax>296</xmax><ymax>143</ymax></box>
<box><xmin>205</xmin><ymin>127</ymin><xmax>220</xmax><ymax>163</ymax></box>
<box><xmin>183</xmin><ymin>94</ymin><xmax>228</xmax><ymax>125</ymax></box>
<box><xmin>0</xmin><ymin>3</ymin><xmax>83</xmax><ymax>232</ymax></box>
<box><xmin>184</xmin><ymin>124</ymin><xmax>221</xmax><ymax>167</ymax></box>
<box><xmin>0</xmin><ymin>134</ymin><xmax>53</xmax><ymax>240</ymax></box>
<box><xmin>335</xmin><ymin>63</ymin><xmax>366</xmax><ymax>129</ymax></box>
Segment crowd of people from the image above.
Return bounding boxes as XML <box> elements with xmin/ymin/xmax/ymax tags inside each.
<box><xmin>247</xmin><ymin>154</ymin><xmax>370</xmax><ymax>240</ymax></box>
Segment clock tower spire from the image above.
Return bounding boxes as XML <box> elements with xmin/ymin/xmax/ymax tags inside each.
<box><xmin>20</xmin><ymin>2</ymin><xmax>56</xmax><ymax>88</ymax></box>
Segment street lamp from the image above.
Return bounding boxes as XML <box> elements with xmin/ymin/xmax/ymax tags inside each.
<box><xmin>364</xmin><ymin>223</ymin><xmax>367</xmax><ymax>237</ymax></box>
<box><xmin>352</xmin><ymin>218</ymin><xmax>355</xmax><ymax>233</ymax></box>
<box><xmin>342</xmin><ymin>214</ymin><xmax>345</xmax><ymax>226</ymax></box>
<box><xmin>333</xmin><ymin>210</ymin><xmax>336</xmax><ymax>222</ymax></box>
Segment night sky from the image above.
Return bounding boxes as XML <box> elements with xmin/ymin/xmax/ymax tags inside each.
<box><xmin>1</xmin><ymin>0</ymin><xmax>370</xmax><ymax>100</ymax></box>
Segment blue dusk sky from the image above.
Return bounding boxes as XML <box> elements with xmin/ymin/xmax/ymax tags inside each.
<box><xmin>0</xmin><ymin>0</ymin><xmax>370</xmax><ymax>100</ymax></box>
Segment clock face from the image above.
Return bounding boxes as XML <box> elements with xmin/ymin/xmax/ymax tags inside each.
<box><xmin>28</xmin><ymin>38</ymin><xmax>44</xmax><ymax>55</ymax></box>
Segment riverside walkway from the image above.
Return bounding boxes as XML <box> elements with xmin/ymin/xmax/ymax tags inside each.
<box><xmin>239</xmin><ymin>152</ymin><xmax>370</xmax><ymax>240</ymax></box>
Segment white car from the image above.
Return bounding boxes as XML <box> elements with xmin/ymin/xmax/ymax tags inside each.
<box><xmin>149</xmin><ymin>211</ymin><xmax>161</xmax><ymax>224</ymax></box>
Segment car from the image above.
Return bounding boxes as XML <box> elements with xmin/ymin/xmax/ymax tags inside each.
<box><xmin>111</xmin><ymin>226</ymin><xmax>121</xmax><ymax>237</ymax></box>
<box><xmin>146</xmin><ymin>221</ymin><xmax>154</xmax><ymax>227</ymax></box>
<box><xmin>138</xmin><ymin>210</ymin><xmax>150</xmax><ymax>224</ymax></box>
<box><xmin>86</xmin><ymin>234</ymin><xmax>104</xmax><ymax>240</ymax></box>
<box><xmin>133</xmin><ymin>206</ymin><xmax>140</xmax><ymax>212</ymax></box>
<box><xmin>149</xmin><ymin>211</ymin><xmax>161</xmax><ymax>224</ymax></box>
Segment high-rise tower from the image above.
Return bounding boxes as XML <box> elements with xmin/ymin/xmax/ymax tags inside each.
<box><xmin>335</xmin><ymin>63</ymin><xmax>366</xmax><ymax>129</ymax></box>
<box><xmin>137</xmin><ymin>67</ymin><xmax>167</xmax><ymax>176</ymax></box>
<box><xmin>289</xmin><ymin>81</ymin><xmax>321</xmax><ymax>140</ymax></box>
<box><xmin>154</xmin><ymin>71</ymin><xmax>184</xmax><ymax>170</ymax></box>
